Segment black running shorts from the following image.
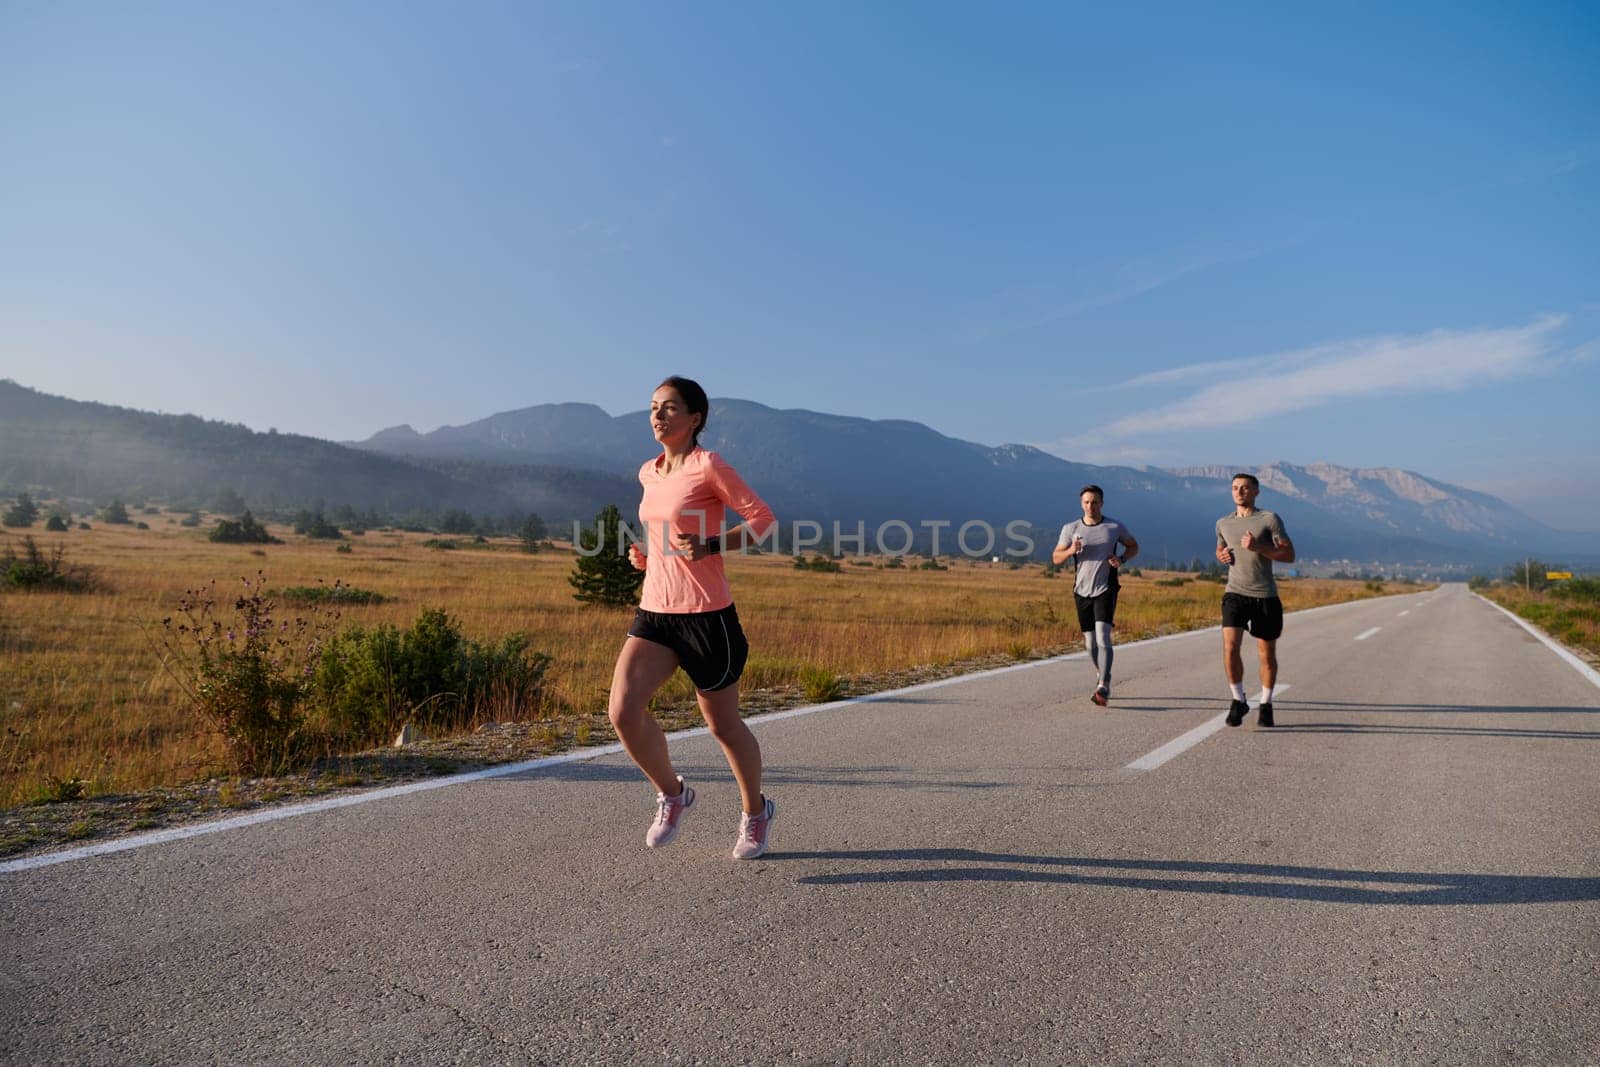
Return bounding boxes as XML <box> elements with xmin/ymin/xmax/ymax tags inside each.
<box><xmin>628</xmin><ymin>604</ymin><xmax>749</xmax><ymax>692</ymax></box>
<box><xmin>1074</xmin><ymin>587</ymin><xmax>1119</xmax><ymax>631</ymax></box>
<box><xmin>1221</xmin><ymin>592</ymin><xmax>1284</xmax><ymax>641</ymax></box>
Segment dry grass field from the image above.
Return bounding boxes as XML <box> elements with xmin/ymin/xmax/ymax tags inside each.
<box><xmin>1480</xmin><ymin>582</ymin><xmax>1600</xmax><ymax>663</ymax></box>
<box><xmin>0</xmin><ymin>520</ymin><xmax>1423</xmax><ymax>809</ymax></box>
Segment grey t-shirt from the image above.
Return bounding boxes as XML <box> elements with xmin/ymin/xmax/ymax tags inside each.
<box><xmin>1057</xmin><ymin>517</ymin><xmax>1129</xmax><ymax>597</ymax></box>
<box><xmin>1215</xmin><ymin>510</ymin><xmax>1290</xmax><ymax>598</ymax></box>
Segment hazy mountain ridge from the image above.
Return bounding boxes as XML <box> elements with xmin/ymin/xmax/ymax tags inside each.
<box><xmin>2</xmin><ymin>379</ymin><xmax>1588</xmax><ymax>565</ymax></box>
<box><xmin>349</xmin><ymin>397</ymin><xmax>1591</xmax><ymax>564</ymax></box>
<box><xmin>1167</xmin><ymin>461</ymin><xmax>1542</xmax><ymax>546</ymax></box>
<box><xmin>0</xmin><ymin>381</ymin><xmax>627</xmax><ymax>523</ymax></box>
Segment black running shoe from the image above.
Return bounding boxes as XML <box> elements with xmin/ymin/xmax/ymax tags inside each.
<box><xmin>1226</xmin><ymin>699</ymin><xmax>1249</xmax><ymax>727</ymax></box>
<box><xmin>1257</xmin><ymin>703</ymin><xmax>1274</xmax><ymax>728</ymax></box>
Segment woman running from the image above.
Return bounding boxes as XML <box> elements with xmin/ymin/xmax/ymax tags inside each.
<box><xmin>609</xmin><ymin>375</ymin><xmax>779</xmax><ymax>859</ymax></box>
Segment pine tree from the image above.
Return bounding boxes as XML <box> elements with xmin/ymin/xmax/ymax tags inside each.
<box><xmin>520</xmin><ymin>513</ymin><xmax>546</xmax><ymax>554</ymax></box>
<box><xmin>2</xmin><ymin>492</ymin><xmax>39</xmax><ymax>528</ymax></box>
<box><xmin>102</xmin><ymin>499</ymin><xmax>131</xmax><ymax>525</ymax></box>
<box><xmin>568</xmin><ymin>504</ymin><xmax>644</xmax><ymax>607</ymax></box>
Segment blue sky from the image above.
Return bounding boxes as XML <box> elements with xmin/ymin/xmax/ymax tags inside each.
<box><xmin>2</xmin><ymin>3</ymin><xmax>1597</xmax><ymax>527</ymax></box>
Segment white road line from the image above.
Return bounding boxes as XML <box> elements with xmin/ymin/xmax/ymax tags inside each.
<box><xmin>1355</xmin><ymin>627</ymin><xmax>1381</xmax><ymax>641</ymax></box>
<box><xmin>1398</xmin><ymin>610</ymin><xmax>1410</xmax><ymax>617</ymax></box>
<box><xmin>1475</xmin><ymin>592</ymin><xmax>1600</xmax><ymax>692</ymax></box>
<box><xmin>0</xmin><ymin>593</ymin><xmax>1406</xmax><ymax>875</ymax></box>
<box><xmin>1125</xmin><ymin>685</ymin><xmax>1291</xmax><ymax>772</ymax></box>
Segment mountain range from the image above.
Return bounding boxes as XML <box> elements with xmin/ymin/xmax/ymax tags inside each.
<box><xmin>351</xmin><ymin>399</ymin><xmax>1593</xmax><ymax>567</ymax></box>
<box><xmin>1</xmin><ymin>380</ymin><xmax>1590</xmax><ymax>569</ymax></box>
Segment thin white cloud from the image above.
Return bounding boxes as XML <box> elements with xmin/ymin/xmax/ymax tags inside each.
<box><xmin>1063</xmin><ymin>315</ymin><xmax>1569</xmax><ymax>446</ymax></box>
<box><xmin>958</xmin><ymin>238</ymin><xmax>1301</xmax><ymax>344</ymax></box>
<box><xmin>1085</xmin><ymin>349</ymin><xmax>1296</xmax><ymax>392</ymax></box>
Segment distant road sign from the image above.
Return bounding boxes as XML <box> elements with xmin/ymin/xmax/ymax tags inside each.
<box><xmin>1546</xmin><ymin>571</ymin><xmax>1573</xmax><ymax>580</ymax></box>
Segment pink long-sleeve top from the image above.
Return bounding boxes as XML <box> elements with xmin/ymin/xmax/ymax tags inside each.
<box><xmin>636</xmin><ymin>448</ymin><xmax>777</xmax><ymax>613</ymax></box>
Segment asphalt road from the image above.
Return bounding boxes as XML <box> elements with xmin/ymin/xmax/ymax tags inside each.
<box><xmin>4</xmin><ymin>584</ymin><xmax>1598</xmax><ymax>1064</ymax></box>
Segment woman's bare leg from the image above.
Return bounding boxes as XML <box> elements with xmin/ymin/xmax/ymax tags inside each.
<box><xmin>608</xmin><ymin>637</ymin><xmax>684</xmax><ymax>795</ymax></box>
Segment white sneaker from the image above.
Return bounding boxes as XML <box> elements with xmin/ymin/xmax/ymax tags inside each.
<box><xmin>731</xmin><ymin>796</ymin><xmax>776</xmax><ymax>860</ymax></box>
<box><xmin>645</xmin><ymin>777</ymin><xmax>695</xmax><ymax>848</ymax></box>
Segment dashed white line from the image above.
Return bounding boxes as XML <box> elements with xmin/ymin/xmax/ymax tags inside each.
<box><xmin>1355</xmin><ymin>627</ymin><xmax>1381</xmax><ymax>641</ymax></box>
<box><xmin>1398</xmin><ymin>610</ymin><xmax>1410</xmax><ymax>617</ymax></box>
<box><xmin>1125</xmin><ymin>685</ymin><xmax>1292</xmax><ymax>772</ymax></box>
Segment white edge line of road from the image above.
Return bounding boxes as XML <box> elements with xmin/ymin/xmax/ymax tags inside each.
<box><xmin>1124</xmin><ymin>684</ymin><xmax>1292</xmax><ymax>772</ymax></box>
<box><xmin>1474</xmin><ymin>592</ymin><xmax>1600</xmax><ymax>692</ymax></box>
<box><xmin>0</xmin><ymin>588</ymin><xmax>1432</xmax><ymax>875</ymax></box>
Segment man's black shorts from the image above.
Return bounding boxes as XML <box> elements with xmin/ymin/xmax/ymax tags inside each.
<box><xmin>1221</xmin><ymin>592</ymin><xmax>1284</xmax><ymax>641</ymax></box>
<box><xmin>1074</xmin><ymin>584</ymin><xmax>1119</xmax><ymax>631</ymax></box>
<box><xmin>628</xmin><ymin>604</ymin><xmax>749</xmax><ymax>692</ymax></box>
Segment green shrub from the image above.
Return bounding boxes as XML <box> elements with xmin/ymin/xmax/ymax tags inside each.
<box><xmin>311</xmin><ymin>608</ymin><xmax>550</xmax><ymax>745</ymax></box>
<box><xmin>101</xmin><ymin>499</ymin><xmax>131</xmax><ymax>525</ymax></box>
<box><xmin>157</xmin><ymin>576</ymin><xmax>335</xmax><ymax>774</ymax></box>
<box><xmin>793</xmin><ymin>554</ymin><xmax>842</xmax><ymax>573</ymax></box>
<box><xmin>31</xmin><ymin>774</ymin><xmax>87</xmax><ymax>804</ymax></box>
<box><xmin>2</xmin><ymin>537</ymin><xmax>95</xmax><ymax>591</ymax></box>
<box><xmin>44</xmin><ymin>514</ymin><xmax>70</xmax><ymax>532</ymax></box>
<box><xmin>279</xmin><ymin>582</ymin><xmax>385</xmax><ymax>605</ymax></box>
<box><xmin>1551</xmin><ymin>577</ymin><xmax>1600</xmax><ymax>603</ymax></box>
<box><xmin>1156</xmin><ymin>576</ymin><xmax>1189</xmax><ymax>587</ymax></box>
<box><xmin>292</xmin><ymin>510</ymin><xmax>343</xmax><ymax>540</ymax></box>
<box><xmin>799</xmin><ymin>665</ymin><xmax>846</xmax><ymax>702</ymax></box>
<box><xmin>421</xmin><ymin>538</ymin><xmax>459</xmax><ymax>550</ymax></box>
<box><xmin>179</xmin><ymin>511</ymin><xmax>202</xmax><ymax>528</ymax></box>
<box><xmin>210</xmin><ymin>510</ymin><xmax>280</xmax><ymax>544</ymax></box>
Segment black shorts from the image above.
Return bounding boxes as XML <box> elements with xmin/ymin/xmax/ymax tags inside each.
<box><xmin>628</xmin><ymin>604</ymin><xmax>749</xmax><ymax>692</ymax></box>
<box><xmin>1222</xmin><ymin>593</ymin><xmax>1284</xmax><ymax>641</ymax></box>
<box><xmin>1074</xmin><ymin>584</ymin><xmax>1119</xmax><ymax>631</ymax></box>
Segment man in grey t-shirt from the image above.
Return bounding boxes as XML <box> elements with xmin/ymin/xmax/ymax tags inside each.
<box><xmin>1214</xmin><ymin>472</ymin><xmax>1296</xmax><ymax>728</ymax></box>
<box><xmin>1053</xmin><ymin>484</ymin><xmax>1139</xmax><ymax>706</ymax></box>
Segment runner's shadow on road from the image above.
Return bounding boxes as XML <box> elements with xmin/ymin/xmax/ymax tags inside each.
<box><xmin>774</xmin><ymin>850</ymin><xmax>1600</xmax><ymax>905</ymax></box>
<box><xmin>1272</xmin><ymin>724</ymin><xmax>1600</xmax><ymax>740</ymax></box>
<box><xmin>525</xmin><ymin>762</ymin><xmax>1027</xmax><ymax>791</ymax></box>
<box><xmin>1108</xmin><ymin>700</ymin><xmax>1599</xmax><ymax>715</ymax></box>
<box><xmin>1287</xmin><ymin>700</ymin><xmax>1599</xmax><ymax>714</ymax></box>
